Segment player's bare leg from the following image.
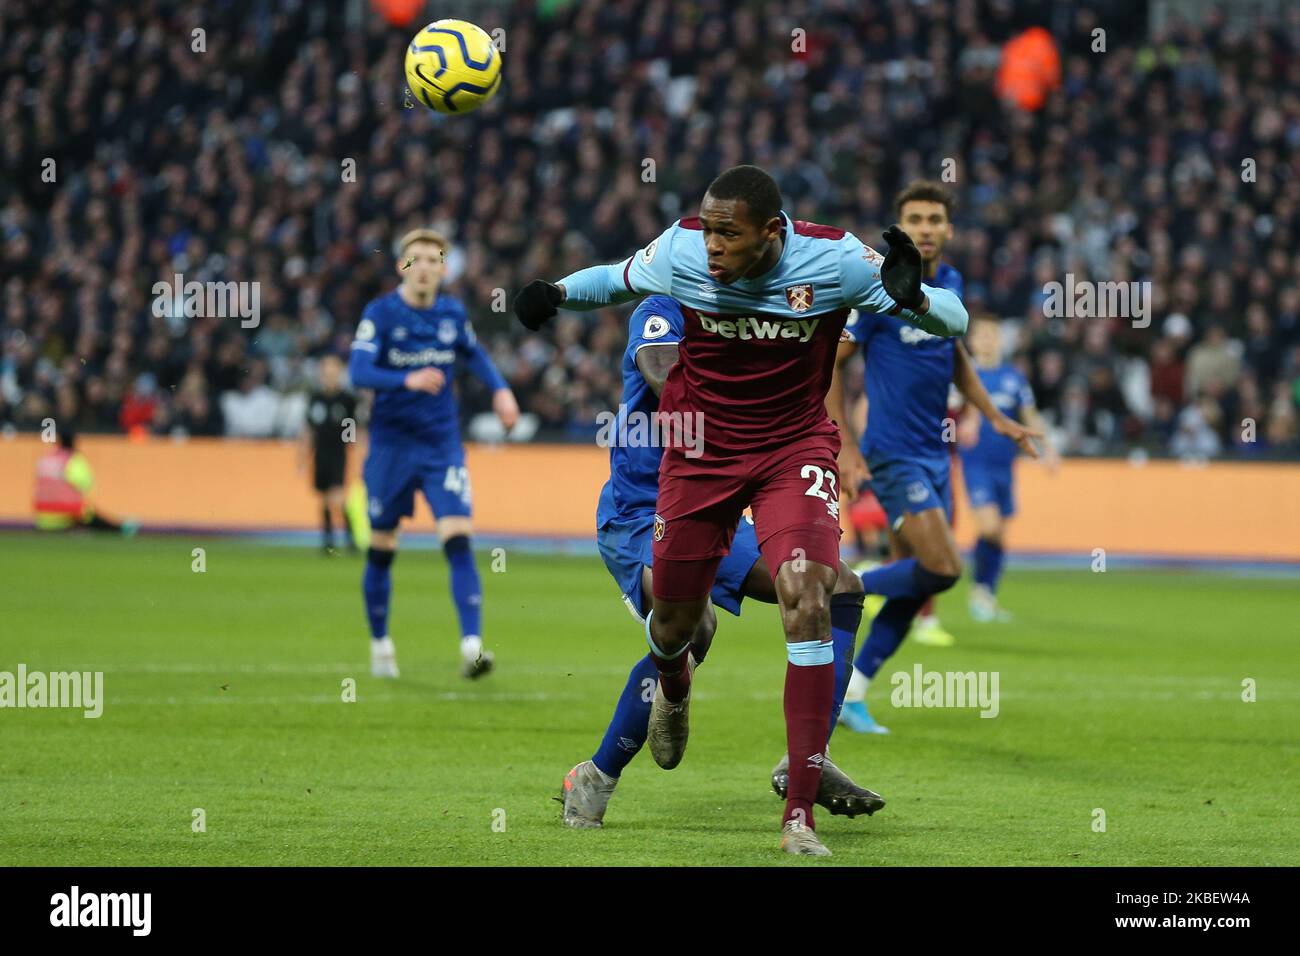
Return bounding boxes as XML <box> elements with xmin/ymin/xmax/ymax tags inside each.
<box><xmin>969</xmin><ymin>504</ymin><xmax>1011</xmax><ymax>622</ymax></box>
<box><xmin>774</xmin><ymin>557</ymin><xmax>838</xmax><ymax>856</ymax></box>
<box><xmin>367</xmin><ymin>528</ymin><xmax>401</xmax><ymax>678</ymax></box>
<box><xmin>741</xmin><ymin>558</ymin><xmax>888</xmax><ymax>815</ymax></box>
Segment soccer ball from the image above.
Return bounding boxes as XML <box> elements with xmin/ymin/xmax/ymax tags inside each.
<box><xmin>404</xmin><ymin>19</ymin><xmax>502</xmax><ymax>115</ymax></box>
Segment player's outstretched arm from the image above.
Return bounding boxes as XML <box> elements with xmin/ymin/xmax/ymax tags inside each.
<box><xmin>843</xmin><ymin>229</ymin><xmax>968</xmax><ymax>337</ymax></box>
<box><xmin>514</xmin><ymin>226</ymin><xmax>677</xmax><ymax>331</ymax></box>
<box><xmin>513</xmin><ymin>268</ymin><xmax>637</xmax><ymax>330</ymax></box>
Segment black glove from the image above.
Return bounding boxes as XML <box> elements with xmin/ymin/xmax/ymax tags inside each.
<box><xmin>513</xmin><ymin>280</ymin><xmax>564</xmax><ymax>331</ymax></box>
<box><xmin>880</xmin><ymin>225</ymin><xmax>925</xmax><ymax>311</ymax></box>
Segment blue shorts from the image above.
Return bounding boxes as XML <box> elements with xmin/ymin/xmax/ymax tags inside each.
<box><xmin>866</xmin><ymin>454</ymin><xmax>952</xmax><ymax>530</ymax></box>
<box><xmin>962</xmin><ymin>459</ymin><xmax>1015</xmax><ymax>517</ymax></box>
<box><xmin>597</xmin><ymin>512</ymin><xmax>762</xmax><ymax>622</ymax></box>
<box><xmin>363</xmin><ymin>441</ymin><xmax>471</xmax><ymax>531</ymax></box>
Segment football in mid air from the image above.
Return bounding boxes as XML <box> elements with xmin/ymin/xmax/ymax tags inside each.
<box><xmin>404</xmin><ymin>19</ymin><xmax>502</xmax><ymax>114</ymax></box>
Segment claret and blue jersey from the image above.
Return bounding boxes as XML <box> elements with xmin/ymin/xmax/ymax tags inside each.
<box><xmin>558</xmin><ymin>212</ymin><xmax>969</xmax><ymax>470</ymax></box>
<box><xmin>349</xmin><ymin>288</ymin><xmax>507</xmax><ymax>529</ymax></box>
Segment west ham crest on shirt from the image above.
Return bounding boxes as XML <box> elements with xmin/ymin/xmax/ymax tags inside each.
<box><xmin>653</xmin><ymin>514</ymin><xmax>666</xmax><ymax>541</ymax></box>
<box><xmin>785</xmin><ymin>283</ymin><xmax>814</xmax><ymax>313</ymax></box>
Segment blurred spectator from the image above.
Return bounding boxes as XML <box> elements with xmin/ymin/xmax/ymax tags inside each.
<box><xmin>1184</xmin><ymin>325</ymin><xmax>1243</xmax><ymax>401</ymax></box>
<box><xmin>1171</xmin><ymin>399</ymin><xmax>1224</xmax><ymax>459</ymax></box>
<box><xmin>0</xmin><ymin>0</ymin><xmax>1296</xmax><ymax>460</ymax></box>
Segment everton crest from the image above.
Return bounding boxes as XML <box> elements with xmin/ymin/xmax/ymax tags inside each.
<box><xmin>785</xmin><ymin>283</ymin><xmax>814</xmax><ymax>313</ymax></box>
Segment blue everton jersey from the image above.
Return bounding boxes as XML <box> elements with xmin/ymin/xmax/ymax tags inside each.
<box><xmin>349</xmin><ymin>290</ymin><xmax>478</xmax><ymax>448</ymax></box>
<box><xmin>597</xmin><ymin>295</ymin><xmax>685</xmax><ymax>523</ymax></box>
<box><xmin>845</xmin><ymin>262</ymin><xmax>965</xmax><ymax>461</ymax></box>
<box><xmin>963</xmin><ymin>363</ymin><xmax>1035</xmax><ymax>466</ymax></box>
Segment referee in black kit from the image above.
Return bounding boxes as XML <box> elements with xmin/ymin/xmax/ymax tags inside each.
<box><xmin>299</xmin><ymin>354</ymin><xmax>359</xmax><ymax>554</ymax></box>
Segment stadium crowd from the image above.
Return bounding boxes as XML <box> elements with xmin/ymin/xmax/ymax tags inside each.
<box><xmin>2</xmin><ymin>0</ymin><xmax>1298</xmax><ymax>457</ymax></box>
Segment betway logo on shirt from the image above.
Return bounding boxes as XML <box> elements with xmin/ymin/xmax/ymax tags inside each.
<box><xmin>698</xmin><ymin>314</ymin><xmax>820</xmax><ymax>343</ymax></box>
<box><xmin>388</xmin><ymin>347</ymin><xmax>456</xmax><ymax>367</ymax></box>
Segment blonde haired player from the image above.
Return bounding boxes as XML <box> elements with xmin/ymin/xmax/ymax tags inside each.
<box><xmin>348</xmin><ymin>229</ymin><xmax>519</xmax><ymax>679</ymax></box>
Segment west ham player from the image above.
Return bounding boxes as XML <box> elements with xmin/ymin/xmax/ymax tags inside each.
<box><xmin>515</xmin><ymin>166</ymin><xmax>968</xmax><ymax>856</ymax></box>
<box><xmin>829</xmin><ymin>183</ymin><xmax>1040</xmax><ymax>735</ymax></box>
<box><xmin>349</xmin><ymin>229</ymin><xmax>520</xmax><ymax>679</ymax></box>
<box><xmin>959</xmin><ymin>314</ymin><xmax>1058</xmax><ymax>622</ymax></box>
<box><xmin>298</xmin><ymin>354</ymin><xmax>358</xmax><ymax>554</ymax></box>
<box><xmin>562</xmin><ymin>294</ymin><xmax>884</xmax><ymax>829</ymax></box>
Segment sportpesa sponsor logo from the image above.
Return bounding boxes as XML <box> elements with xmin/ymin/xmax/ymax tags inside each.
<box><xmin>387</xmin><ymin>347</ymin><xmax>456</xmax><ymax>367</ymax></box>
<box><xmin>697</xmin><ymin>315</ymin><xmax>821</xmax><ymax>343</ymax></box>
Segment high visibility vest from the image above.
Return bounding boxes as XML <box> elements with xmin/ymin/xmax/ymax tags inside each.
<box><xmin>33</xmin><ymin>449</ymin><xmax>84</xmax><ymax>516</ymax></box>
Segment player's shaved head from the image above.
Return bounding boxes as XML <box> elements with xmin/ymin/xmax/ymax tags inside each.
<box><xmin>705</xmin><ymin>165</ymin><xmax>783</xmax><ymax>227</ymax></box>
<box><xmin>699</xmin><ymin>166</ymin><xmax>785</xmax><ymax>284</ymax></box>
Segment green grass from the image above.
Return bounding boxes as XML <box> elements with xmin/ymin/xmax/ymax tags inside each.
<box><xmin>0</xmin><ymin>532</ymin><xmax>1296</xmax><ymax>866</ymax></box>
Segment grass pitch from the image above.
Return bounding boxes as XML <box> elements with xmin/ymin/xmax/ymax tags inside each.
<box><xmin>0</xmin><ymin>532</ymin><xmax>1296</xmax><ymax>866</ymax></box>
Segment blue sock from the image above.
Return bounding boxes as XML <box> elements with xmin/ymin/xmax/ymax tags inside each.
<box><xmin>363</xmin><ymin>547</ymin><xmax>395</xmax><ymax>639</ymax></box>
<box><xmin>854</xmin><ymin>596</ymin><xmax>925</xmax><ymax>679</ymax></box>
<box><xmin>443</xmin><ymin>535</ymin><xmax>482</xmax><ymax>638</ymax></box>
<box><xmin>592</xmin><ymin>654</ymin><xmax>659</xmax><ymax>778</ymax></box>
<box><xmin>973</xmin><ymin>538</ymin><xmax>994</xmax><ymax>589</ymax></box>
<box><xmin>985</xmin><ymin>539</ymin><xmax>1005</xmax><ymax>592</ymax></box>
<box><xmin>828</xmin><ymin>592</ymin><xmax>864</xmax><ymax>743</ymax></box>
<box><xmin>859</xmin><ymin>559</ymin><xmax>958</xmax><ymax>600</ymax></box>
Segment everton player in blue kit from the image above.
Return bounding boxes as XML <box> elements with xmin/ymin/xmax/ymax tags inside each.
<box><xmin>561</xmin><ymin>294</ymin><xmax>884</xmax><ymax>829</ymax></box>
<box><xmin>828</xmin><ymin>183</ymin><xmax>1041</xmax><ymax>734</ymax></box>
<box><xmin>349</xmin><ymin>229</ymin><xmax>520</xmax><ymax>679</ymax></box>
<box><xmin>960</xmin><ymin>314</ymin><xmax>1058</xmax><ymax>623</ymax></box>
